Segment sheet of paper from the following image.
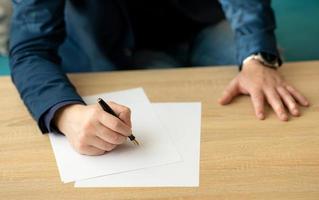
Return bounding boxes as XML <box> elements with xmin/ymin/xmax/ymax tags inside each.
<box><xmin>75</xmin><ymin>103</ymin><xmax>201</xmax><ymax>187</ymax></box>
<box><xmin>49</xmin><ymin>88</ymin><xmax>181</xmax><ymax>183</ymax></box>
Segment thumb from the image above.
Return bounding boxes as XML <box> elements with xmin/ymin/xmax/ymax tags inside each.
<box><xmin>219</xmin><ymin>78</ymin><xmax>240</xmax><ymax>105</ymax></box>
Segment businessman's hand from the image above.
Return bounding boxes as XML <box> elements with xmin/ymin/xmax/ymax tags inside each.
<box><xmin>54</xmin><ymin>102</ymin><xmax>132</xmax><ymax>155</ymax></box>
<box><xmin>219</xmin><ymin>59</ymin><xmax>309</xmax><ymax>121</ymax></box>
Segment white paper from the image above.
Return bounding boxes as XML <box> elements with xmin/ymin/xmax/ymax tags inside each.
<box><xmin>49</xmin><ymin>88</ymin><xmax>181</xmax><ymax>183</ymax></box>
<box><xmin>75</xmin><ymin>103</ymin><xmax>201</xmax><ymax>187</ymax></box>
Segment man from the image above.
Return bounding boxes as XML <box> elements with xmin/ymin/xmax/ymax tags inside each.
<box><xmin>10</xmin><ymin>0</ymin><xmax>309</xmax><ymax>155</ymax></box>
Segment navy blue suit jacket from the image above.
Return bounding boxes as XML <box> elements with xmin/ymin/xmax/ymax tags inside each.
<box><xmin>9</xmin><ymin>0</ymin><xmax>280</xmax><ymax>132</ymax></box>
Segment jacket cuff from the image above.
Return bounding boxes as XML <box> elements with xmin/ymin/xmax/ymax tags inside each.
<box><xmin>38</xmin><ymin>100</ymin><xmax>85</xmax><ymax>133</ymax></box>
<box><xmin>236</xmin><ymin>30</ymin><xmax>281</xmax><ymax>66</ymax></box>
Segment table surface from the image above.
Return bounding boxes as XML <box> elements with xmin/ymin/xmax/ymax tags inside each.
<box><xmin>1</xmin><ymin>61</ymin><xmax>319</xmax><ymax>200</ymax></box>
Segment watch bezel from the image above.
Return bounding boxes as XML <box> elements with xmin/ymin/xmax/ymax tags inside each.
<box><xmin>255</xmin><ymin>52</ymin><xmax>281</xmax><ymax>69</ymax></box>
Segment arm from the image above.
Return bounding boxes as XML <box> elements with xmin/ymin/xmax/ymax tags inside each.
<box><xmin>219</xmin><ymin>0</ymin><xmax>280</xmax><ymax>65</ymax></box>
<box><xmin>10</xmin><ymin>0</ymin><xmax>132</xmax><ymax>155</ymax></box>
<box><xmin>218</xmin><ymin>0</ymin><xmax>309</xmax><ymax>120</ymax></box>
<box><xmin>10</xmin><ymin>0</ymin><xmax>83</xmax><ymax>132</ymax></box>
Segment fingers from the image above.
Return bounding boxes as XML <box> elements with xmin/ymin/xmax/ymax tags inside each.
<box><xmin>76</xmin><ymin>144</ymin><xmax>105</xmax><ymax>156</ymax></box>
<box><xmin>264</xmin><ymin>89</ymin><xmax>288</xmax><ymax>121</ymax></box>
<box><xmin>276</xmin><ymin>86</ymin><xmax>300</xmax><ymax>116</ymax></box>
<box><xmin>60</xmin><ymin>103</ymin><xmax>133</xmax><ymax>156</ymax></box>
<box><xmin>98</xmin><ymin>110</ymin><xmax>132</xmax><ymax>137</ymax></box>
<box><xmin>286</xmin><ymin>85</ymin><xmax>310</xmax><ymax>107</ymax></box>
<box><xmin>75</xmin><ymin>125</ymin><xmax>118</xmax><ymax>155</ymax></box>
<box><xmin>222</xmin><ymin>62</ymin><xmax>309</xmax><ymax>121</ymax></box>
<box><xmin>96</xmin><ymin>122</ymin><xmax>127</xmax><ymax>145</ymax></box>
<box><xmin>219</xmin><ymin>78</ymin><xmax>240</xmax><ymax>105</ymax></box>
<box><xmin>85</xmin><ymin>103</ymin><xmax>132</xmax><ymax>154</ymax></box>
<box><xmin>87</xmin><ymin>136</ymin><xmax>117</xmax><ymax>152</ymax></box>
<box><xmin>107</xmin><ymin>101</ymin><xmax>132</xmax><ymax>128</ymax></box>
<box><xmin>250</xmin><ymin>91</ymin><xmax>265</xmax><ymax>120</ymax></box>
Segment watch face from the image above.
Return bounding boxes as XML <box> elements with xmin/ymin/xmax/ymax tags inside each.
<box><xmin>260</xmin><ymin>52</ymin><xmax>278</xmax><ymax>64</ymax></box>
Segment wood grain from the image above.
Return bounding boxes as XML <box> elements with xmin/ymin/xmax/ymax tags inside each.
<box><xmin>0</xmin><ymin>61</ymin><xmax>319</xmax><ymax>200</ymax></box>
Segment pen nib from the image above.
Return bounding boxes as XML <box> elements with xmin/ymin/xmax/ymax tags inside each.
<box><xmin>132</xmin><ymin>139</ymin><xmax>140</xmax><ymax>146</ymax></box>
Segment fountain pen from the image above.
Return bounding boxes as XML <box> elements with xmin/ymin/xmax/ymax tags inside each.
<box><xmin>97</xmin><ymin>98</ymin><xmax>139</xmax><ymax>145</ymax></box>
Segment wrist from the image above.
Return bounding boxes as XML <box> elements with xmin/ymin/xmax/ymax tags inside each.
<box><xmin>240</xmin><ymin>52</ymin><xmax>282</xmax><ymax>71</ymax></box>
<box><xmin>53</xmin><ymin>104</ymin><xmax>85</xmax><ymax>132</ymax></box>
<box><xmin>241</xmin><ymin>58</ymin><xmax>264</xmax><ymax>71</ymax></box>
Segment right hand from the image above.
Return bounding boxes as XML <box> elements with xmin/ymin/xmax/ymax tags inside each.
<box><xmin>54</xmin><ymin>102</ymin><xmax>132</xmax><ymax>156</ymax></box>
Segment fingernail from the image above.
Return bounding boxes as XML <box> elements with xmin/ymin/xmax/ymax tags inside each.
<box><xmin>281</xmin><ymin>114</ymin><xmax>288</xmax><ymax>121</ymax></box>
<box><xmin>218</xmin><ymin>98</ymin><xmax>226</xmax><ymax>105</ymax></box>
<box><xmin>293</xmin><ymin>109</ymin><xmax>300</xmax><ymax>116</ymax></box>
<box><xmin>258</xmin><ymin>113</ymin><xmax>264</xmax><ymax>120</ymax></box>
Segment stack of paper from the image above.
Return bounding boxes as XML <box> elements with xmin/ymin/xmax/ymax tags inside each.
<box><xmin>49</xmin><ymin>88</ymin><xmax>201</xmax><ymax>187</ymax></box>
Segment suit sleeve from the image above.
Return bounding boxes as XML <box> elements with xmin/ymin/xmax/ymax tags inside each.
<box><xmin>219</xmin><ymin>0</ymin><xmax>281</xmax><ymax>65</ymax></box>
<box><xmin>9</xmin><ymin>0</ymin><xmax>83</xmax><ymax>133</ymax></box>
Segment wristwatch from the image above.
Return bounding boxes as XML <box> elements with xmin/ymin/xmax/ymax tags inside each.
<box><xmin>241</xmin><ymin>52</ymin><xmax>282</xmax><ymax>70</ymax></box>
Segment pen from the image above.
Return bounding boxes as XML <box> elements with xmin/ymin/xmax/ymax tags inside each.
<box><xmin>97</xmin><ymin>98</ymin><xmax>139</xmax><ymax>146</ymax></box>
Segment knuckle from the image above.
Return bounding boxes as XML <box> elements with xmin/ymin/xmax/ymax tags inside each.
<box><xmin>82</xmin><ymin>122</ymin><xmax>93</xmax><ymax>133</ymax></box>
<box><xmin>251</xmin><ymin>86</ymin><xmax>261</xmax><ymax>92</ymax></box>
<box><xmin>252</xmin><ymin>93</ymin><xmax>262</xmax><ymax>100</ymax></box>
<box><xmin>75</xmin><ymin>140</ymin><xmax>87</xmax><ymax>153</ymax></box>
<box><xmin>112</xmin><ymin>120</ymin><xmax>122</xmax><ymax>131</ymax></box>
<box><xmin>253</xmin><ymin>90</ymin><xmax>264</xmax><ymax>97</ymax></box>
<box><xmin>277</xmin><ymin>107</ymin><xmax>285</xmax><ymax>114</ymax></box>
<box><xmin>123</xmin><ymin>107</ymin><xmax>131</xmax><ymax>114</ymax></box>
<box><xmin>286</xmin><ymin>85</ymin><xmax>295</xmax><ymax>92</ymax></box>
<box><xmin>273</xmin><ymin>103</ymin><xmax>283</xmax><ymax>111</ymax></box>
<box><xmin>107</xmin><ymin>132</ymin><xmax>118</xmax><ymax>144</ymax></box>
<box><xmin>276</xmin><ymin>86</ymin><xmax>284</xmax><ymax>92</ymax></box>
<box><xmin>109</xmin><ymin>133</ymin><xmax>119</xmax><ymax>144</ymax></box>
<box><xmin>77</xmin><ymin>133</ymin><xmax>88</xmax><ymax>146</ymax></box>
<box><xmin>290</xmin><ymin>103</ymin><xmax>297</xmax><ymax>109</ymax></box>
<box><xmin>254</xmin><ymin>102</ymin><xmax>263</xmax><ymax>108</ymax></box>
<box><xmin>113</xmin><ymin>134</ymin><xmax>125</xmax><ymax>144</ymax></box>
<box><xmin>105</xmin><ymin>144</ymin><xmax>116</xmax><ymax>152</ymax></box>
<box><xmin>279</xmin><ymin>79</ymin><xmax>287</xmax><ymax>85</ymax></box>
<box><xmin>89</xmin><ymin>106</ymin><xmax>100</xmax><ymax>118</ymax></box>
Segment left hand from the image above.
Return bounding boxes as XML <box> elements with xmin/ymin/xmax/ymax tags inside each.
<box><xmin>219</xmin><ymin>59</ymin><xmax>310</xmax><ymax>121</ymax></box>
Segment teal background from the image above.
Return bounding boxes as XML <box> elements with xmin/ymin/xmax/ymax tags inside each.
<box><xmin>0</xmin><ymin>56</ymin><xmax>9</xmax><ymax>75</ymax></box>
<box><xmin>1</xmin><ymin>1</ymin><xmax>318</xmax><ymax>76</ymax></box>
<box><xmin>273</xmin><ymin>0</ymin><xmax>319</xmax><ymax>61</ymax></box>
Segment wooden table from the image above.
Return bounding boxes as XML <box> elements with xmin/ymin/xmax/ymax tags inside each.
<box><xmin>1</xmin><ymin>61</ymin><xmax>319</xmax><ymax>200</ymax></box>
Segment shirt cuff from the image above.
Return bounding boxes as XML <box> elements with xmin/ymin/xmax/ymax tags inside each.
<box><xmin>39</xmin><ymin>100</ymin><xmax>85</xmax><ymax>134</ymax></box>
